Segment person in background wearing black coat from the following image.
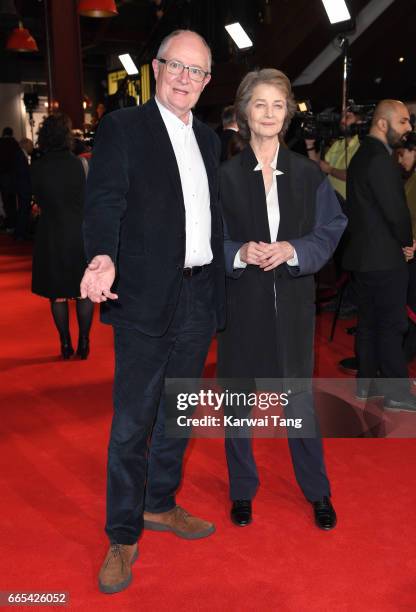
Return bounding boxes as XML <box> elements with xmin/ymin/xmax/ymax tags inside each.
<box><xmin>342</xmin><ymin>100</ymin><xmax>415</xmax><ymax>409</ymax></box>
<box><xmin>219</xmin><ymin>105</ymin><xmax>238</xmax><ymax>162</ymax></box>
<box><xmin>398</xmin><ymin>132</ymin><xmax>416</xmax><ymax>361</ymax></box>
<box><xmin>0</xmin><ymin>127</ymin><xmax>23</xmax><ymax>232</ymax></box>
<box><xmin>31</xmin><ymin>113</ymin><xmax>94</xmax><ymax>359</ymax></box>
<box><xmin>14</xmin><ymin>138</ymin><xmax>33</xmax><ymax>241</ymax></box>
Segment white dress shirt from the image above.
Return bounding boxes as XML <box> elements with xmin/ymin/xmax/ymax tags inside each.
<box><xmin>234</xmin><ymin>145</ymin><xmax>298</xmax><ymax>268</ymax></box>
<box><xmin>156</xmin><ymin>97</ymin><xmax>212</xmax><ymax>267</ymax></box>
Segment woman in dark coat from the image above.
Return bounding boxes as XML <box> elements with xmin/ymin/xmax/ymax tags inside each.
<box><xmin>31</xmin><ymin>113</ymin><xmax>93</xmax><ymax>359</ymax></box>
<box><xmin>217</xmin><ymin>69</ymin><xmax>347</xmax><ymax>530</ymax></box>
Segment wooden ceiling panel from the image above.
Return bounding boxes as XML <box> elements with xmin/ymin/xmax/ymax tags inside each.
<box><xmin>2</xmin><ymin>0</ymin><xmax>416</xmax><ymax>111</ymax></box>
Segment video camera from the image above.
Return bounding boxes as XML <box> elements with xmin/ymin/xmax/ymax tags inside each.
<box><xmin>293</xmin><ymin>102</ymin><xmax>375</xmax><ymax>142</ymax></box>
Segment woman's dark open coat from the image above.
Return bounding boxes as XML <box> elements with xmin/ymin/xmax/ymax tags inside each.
<box><xmin>217</xmin><ymin>144</ymin><xmax>347</xmax><ymax>380</ymax></box>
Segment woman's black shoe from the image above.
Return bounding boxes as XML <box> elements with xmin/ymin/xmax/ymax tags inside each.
<box><xmin>231</xmin><ymin>500</ymin><xmax>252</xmax><ymax>526</ymax></box>
<box><xmin>311</xmin><ymin>496</ymin><xmax>337</xmax><ymax>530</ymax></box>
<box><xmin>61</xmin><ymin>342</ymin><xmax>74</xmax><ymax>360</ymax></box>
<box><xmin>76</xmin><ymin>337</ymin><xmax>90</xmax><ymax>360</ymax></box>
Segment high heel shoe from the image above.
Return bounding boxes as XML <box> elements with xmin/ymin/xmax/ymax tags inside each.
<box><xmin>76</xmin><ymin>336</ymin><xmax>90</xmax><ymax>360</ymax></box>
<box><xmin>61</xmin><ymin>342</ymin><xmax>74</xmax><ymax>360</ymax></box>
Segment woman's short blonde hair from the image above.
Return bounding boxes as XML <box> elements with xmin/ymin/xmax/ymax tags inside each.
<box><xmin>235</xmin><ymin>68</ymin><xmax>297</xmax><ymax>141</ymax></box>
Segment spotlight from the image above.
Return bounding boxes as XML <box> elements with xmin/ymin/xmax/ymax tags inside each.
<box><xmin>118</xmin><ymin>54</ymin><xmax>139</xmax><ymax>75</ymax></box>
<box><xmin>297</xmin><ymin>101</ymin><xmax>310</xmax><ymax>113</ymax></box>
<box><xmin>399</xmin><ymin>57</ymin><xmax>404</xmax><ymax>63</ymax></box>
<box><xmin>321</xmin><ymin>0</ymin><xmax>351</xmax><ymax>24</ymax></box>
<box><xmin>225</xmin><ymin>23</ymin><xmax>253</xmax><ymax>50</ymax></box>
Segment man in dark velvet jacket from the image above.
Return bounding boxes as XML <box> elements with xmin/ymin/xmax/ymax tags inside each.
<box><xmin>81</xmin><ymin>30</ymin><xmax>225</xmax><ymax>594</ymax></box>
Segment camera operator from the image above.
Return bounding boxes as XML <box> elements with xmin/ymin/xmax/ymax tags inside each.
<box><xmin>305</xmin><ymin>108</ymin><xmax>361</xmax><ymax>200</ymax></box>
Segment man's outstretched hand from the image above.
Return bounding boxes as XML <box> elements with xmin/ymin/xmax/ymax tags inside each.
<box><xmin>80</xmin><ymin>255</ymin><xmax>118</xmax><ymax>303</ymax></box>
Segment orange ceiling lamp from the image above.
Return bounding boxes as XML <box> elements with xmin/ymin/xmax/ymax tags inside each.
<box><xmin>6</xmin><ymin>21</ymin><xmax>38</xmax><ymax>52</ymax></box>
<box><xmin>78</xmin><ymin>0</ymin><xmax>118</xmax><ymax>17</ymax></box>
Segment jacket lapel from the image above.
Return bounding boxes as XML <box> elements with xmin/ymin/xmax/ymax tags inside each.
<box><xmin>276</xmin><ymin>145</ymin><xmax>305</xmax><ymax>241</ymax></box>
<box><xmin>241</xmin><ymin>145</ymin><xmax>271</xmax><ymax>243</ymax></box>
<box><xmin>240</xmin><ymin>145</ymin><xmax>275</xmax><ymax>295</ymax></box>
<box><xmin>193</xmin><ymin>118</ymin><xmax>217</xmax><ymax>208</ymax></box>
<box><xmin>143</xmin><ymin>99</ymin><xmax>185</xmax><ymax>221</ymax></box>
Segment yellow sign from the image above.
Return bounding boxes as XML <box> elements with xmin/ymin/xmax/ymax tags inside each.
<box><xmin>107</xmin><ymin>64</ymin><xmax>151</xmax><ymax>104</ymax></box>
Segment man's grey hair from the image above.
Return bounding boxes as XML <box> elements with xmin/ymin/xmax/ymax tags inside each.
<box><xmin>156</xmin><ymin>29</ymin><xmax>212</xmax><ymax>71</ymax></box>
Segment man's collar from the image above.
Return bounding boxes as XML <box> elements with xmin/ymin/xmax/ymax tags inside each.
<box><xmin>367</xmin><ymin>134</ymin><xmax>392</xmax><ymax>155</ymax></box>
<box><xmin>155</xmin><ymin>96</ymin><xmax>193</xmax><ymax>130</ymax></box>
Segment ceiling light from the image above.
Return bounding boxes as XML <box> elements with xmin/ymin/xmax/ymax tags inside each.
<box><xmin>225</xmin><ymin>23</ymin><xmax>253</xmax><ymax>50</ymax></box>
<box><xmin>321</xmin><ymin>0</ymin><xmax>351</xmax><ymax>24</ymax></box>
<box><xmin>118</xmin><ymin>54</ymin><xmax>138</xmax><ymax>75</ymax></box>
<box><xmin>78</xmin><ymin>0</ymin><xmax>118</xmax><ymax>18</ymax></box>
<box><xmin>6</xmin><ymin>21</ymin><xmax>38</xmax><ymax>52</ymax></box>
<box><xmin>399</xmin><ymin>57</ymin><xmax>404</xmax><ymax>63</ymax></box>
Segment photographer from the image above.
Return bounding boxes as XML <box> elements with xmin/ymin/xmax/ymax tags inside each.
<box><xmin>305</xmin><ymin>108</ymin><xmax>362</xmax><ymax>200</ymax></box>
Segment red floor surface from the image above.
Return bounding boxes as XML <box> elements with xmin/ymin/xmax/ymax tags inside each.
<box><xmin>1</xmin><ymin>235</ymin><xmax>416</xmax><ymax>611</ymax></box>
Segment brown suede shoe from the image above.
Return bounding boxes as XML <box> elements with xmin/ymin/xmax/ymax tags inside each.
<box><xmin>98</xmin><ymin>542</ymin><xmax>138</xmax><ymax>594</ymax></box>
<box><xmin>143</xmin><ymin>505</ymin><xmax>215</xmax><ymax>539</ymax></box>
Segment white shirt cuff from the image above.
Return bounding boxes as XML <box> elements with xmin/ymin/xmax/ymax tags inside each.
<box><xmin>287</xmin><ymin>248</ymin><xmax>298</xmax><ymax>267</ymax></box>
<box><xmin>234</xmin><ymin>249</ymin><xmax>248</xmax><ymax>269</ymax></box>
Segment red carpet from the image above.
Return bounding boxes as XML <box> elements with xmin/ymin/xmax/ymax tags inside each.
<box><xmin>1</xmin><ymin>235</ymin><xmax>416</xmax><ymax>611</ymax></box>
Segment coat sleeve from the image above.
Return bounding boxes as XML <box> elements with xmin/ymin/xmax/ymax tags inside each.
<box><xmin>367</xmin><ymin>153</ymin><xmax>413</xmax><ymax>247</ymax></box>
<box><xmin>83</xmin><ymin>112</ymin><xmax>129</xmax><ymax>263</ymax></box>
<box><xmin>222</xmin><ymin>216</ymin><xmax>246</xmax><ymax>278</ymax></box>
<box><xmin>287</xmin><ymin>177</ymin><xmax>347</xmax><ymax>277</ymax></box>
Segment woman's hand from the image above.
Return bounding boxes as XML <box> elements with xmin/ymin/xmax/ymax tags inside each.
<box><xmin>239</xmin><ymin>241</ymin><xmax>267</xmax><ymax>265</ymax></box>
<box><xmin>257</xmin><ymin>241</ymin><xmax>295</xmax><ymax>271</ymax></box>
<box><xmin>319</xmin><ymin>160</ymin><xmax>332</xmax><ymax>174</ymax></box>
<box><xmin>403</xmin><ymin>243</ymin><xmax>415</xmax><ymax>262</ymax></box>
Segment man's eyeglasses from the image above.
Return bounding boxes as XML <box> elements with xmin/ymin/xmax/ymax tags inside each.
<box><xmin>157</xmin><ymin>58</ymin><xmax>210</xmax><ymax>83</ymax></box>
